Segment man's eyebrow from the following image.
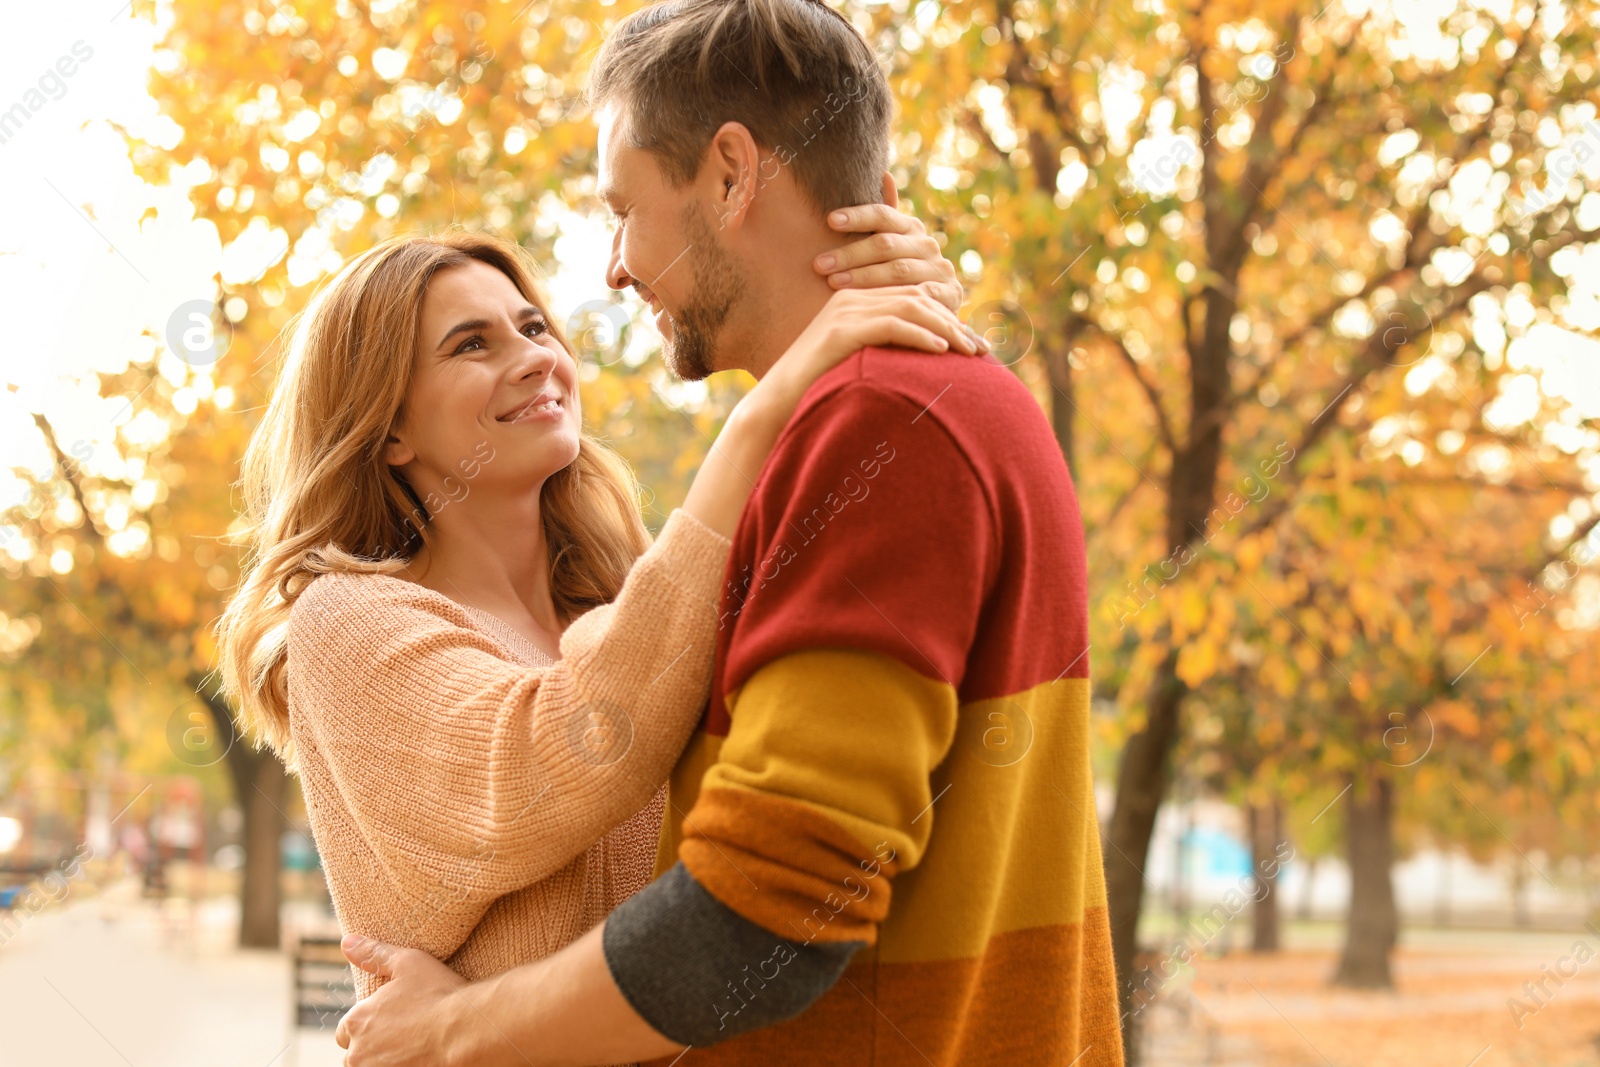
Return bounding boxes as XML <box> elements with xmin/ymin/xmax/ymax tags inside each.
<box><xmin>596</xmin><ymin>184</ymin><xmax>623</xmax><ymax>211</ymax></box>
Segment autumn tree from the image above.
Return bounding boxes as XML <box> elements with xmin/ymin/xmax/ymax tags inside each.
<box><xmin>1188</xmin><ymin>413</ymin><xmax>1600</xmax><ymax>988</ymax></box>
<box><xmin>860</xmin><ymin>0</ymin><xmax>1600</xmax><ymax>1049</ymax></box>
<box><xmin>2</xmin><ymin>356</ymin><xmax>292</xmax><ymax>947</ymax></box>
<box><xmin>15</xmin><ymin>1</ymin><xmax>1596</xmax><ymax>1043</ymax></box>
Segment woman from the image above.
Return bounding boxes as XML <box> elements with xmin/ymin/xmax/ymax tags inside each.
<box><xmin>215</xmin><ymin>214</ymin><xmax>977</xmax><ymax>999</ymax></box>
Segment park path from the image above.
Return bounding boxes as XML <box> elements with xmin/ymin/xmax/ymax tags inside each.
<box><xmin>1143</xmin><ymin>929</ymin><xmax>1600</xmax><ymax>1067</ymax></box>
<box><xmin>8</xmin><ymin>889</ymin><xmax>1599</xmax><ymax>1067</ymax></box>
<box><xmin>0</xmin><ymin>883</ymin><xmax>342</xmax><ymax>1067</ymax></box>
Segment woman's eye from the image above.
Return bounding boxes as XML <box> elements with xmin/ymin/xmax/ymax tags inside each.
<box><xmin>524</xmin><ymin>318</ymin><xmax>550</xmax><ymax>337</ymax></box>
<box><xmin>454</xmin><ymin>335</ymin><xmax>485</xmax><ymax>354</ymax></box>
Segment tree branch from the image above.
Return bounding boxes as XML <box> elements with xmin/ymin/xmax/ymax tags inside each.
<box><xmin>997</xmin><ymin>0</ymin><xmax>1092</xmax><ymax>158</ymax></box>
<box><xmin>1235</xmin><ymin>274</ymin><xmax>1494</xmax><ymax>541</ymax></box>
<box><xmin>1382</xmin><ymin>472</ymin><xmax>1593</xmax><ymax>497</ymax></box>
<box><xmin>29</xmin><ymin>411</ymin><xmax>106</xmax><ymax>550</ymax></box>
<box><xmin>1071</xmin><ymin>313</ymin><xmax>1179</xmax><ymax>452</ymax></box>
<box><xmin>1199</xmin><ymin>14</ymin><xmax>1519</xmax><ymax>441</ymax></box>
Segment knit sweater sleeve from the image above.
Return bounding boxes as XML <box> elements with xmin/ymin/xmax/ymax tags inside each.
<box><xmin>285</xmin><ymin>508</ymin><xmax>728</xmax><ymax>959</ymax></box>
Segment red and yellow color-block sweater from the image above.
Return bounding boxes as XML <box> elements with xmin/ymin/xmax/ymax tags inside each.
<box><xmin>601</xmin><ymin>347</ymin><xmax>1122</xmax><ymax>1066</ymax></box>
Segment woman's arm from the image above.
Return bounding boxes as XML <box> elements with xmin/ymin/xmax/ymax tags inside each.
<box><xmin>286</xmin><ymin>509</ymin><xmax>730</xmax><ymax>960</ymax></box>
<box><xmin>292</xmin><ymin>282</ymin><xmax>974</xmax><ymax>907</ymax></box>
<box><xmin>681</xmin><ymin>285</ymin><xmax>976</xmax><ymax>537</ymax></box>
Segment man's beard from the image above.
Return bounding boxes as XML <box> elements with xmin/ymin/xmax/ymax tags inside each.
<box><xmin>658</xmin><ymin>203</ymin><xmax>746</xmax><ymax>381</ymax></box>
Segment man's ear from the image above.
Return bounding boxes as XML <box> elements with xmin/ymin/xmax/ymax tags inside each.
<box><xmin>879</xmin><ymin>171</ymin><xmax>900</xmax><ymax>209</ymax></box>
<box><xmin>707</xmin><ymin>121</ymin><xmax>761</xmax><ymax>229</ymax></box>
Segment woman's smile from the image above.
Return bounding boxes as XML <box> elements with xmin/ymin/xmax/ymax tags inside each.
<box><xmin>496</xmin><ymin>390</ymin><xmax>566</xmax><ymax>424</ymax></box>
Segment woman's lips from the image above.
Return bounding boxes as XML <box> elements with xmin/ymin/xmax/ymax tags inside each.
<box><xmin>498</xmin><ymin>397</ymin><xmax>564</xmax><ymax>424</ymax></box>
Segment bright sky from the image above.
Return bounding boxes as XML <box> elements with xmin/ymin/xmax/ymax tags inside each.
<box><xmin>0</xmin><ymin>2</ymin><xmax>203</xmax><ymax>515</ymax></box>
<box><xmin>2</xmin><ymin>0</ymin><xmax>1598</xmax><ymax>570</ymax></box>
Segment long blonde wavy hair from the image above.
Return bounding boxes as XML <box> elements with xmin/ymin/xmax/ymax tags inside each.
<box><xmin>216</xmin><ymin>231</ymin><xmax>650</xmax><ymax>754</ymax></box>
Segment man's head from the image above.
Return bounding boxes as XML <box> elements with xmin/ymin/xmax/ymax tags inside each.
<box><xmin>588</xmin><ymin>0</ymin><xmax>894</xmax><ymax>380</ymax></box>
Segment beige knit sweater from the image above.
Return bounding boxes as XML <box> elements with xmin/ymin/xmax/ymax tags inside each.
<box><xmin>285</xmin><ymin>508</ymin><xmax>730</xmax><ymax>999</ymax></box>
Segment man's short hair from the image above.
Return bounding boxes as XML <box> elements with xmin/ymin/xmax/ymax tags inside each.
<box><xmin>586</xmin><ymin>0</ymin><xmax>892</xmax><ymax>214</ymax></box>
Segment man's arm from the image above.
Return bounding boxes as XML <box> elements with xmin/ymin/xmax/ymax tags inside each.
<box><xmin>591</xmin><ymin>373</ymin><xmax>991</xmax><ymax>1047</ymax></box>
<box><xmin>337</xmin><ymin>924</ymin><xmax>677</xmax><ymax>1067</ymax></box>
<box><xmin>339</xmin><ymin>649</ymin><xmax>956</xmax><ymax>1067</ymax></box>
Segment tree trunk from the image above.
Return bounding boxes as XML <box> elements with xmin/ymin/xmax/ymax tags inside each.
<box><xmin>1299</xmin><ymin>856</ymin><xmax>1318</xmax><ymax>920</ymax></box>
<box><xmin>1098</xmin><ymin>143</ymin><xmax>1238</xmax><ymax>1058</ymax></box>
<box><xmin>198</xmin><ymin>680</ymin><xmax>286</xmax><ymax>949</ymax></box>
<box><xmin>1105</xmin><ymin>650</ymin><xmax>1186</xmax><ymax>1056</ymax></box>
<box><xmin>1044</xmin><ymin>341</ymin><xmax>1076</xmax><ymax>480</ymax></box>
<box><xmin>1510</xmin><ymin>860</ymin><xmax>1529</xmax><ymax>928</ymax></box>
<box><xmin>1171</xmin><ymin>797</ymin><xmax>1190</xmax><ymax>924</ymax></box>
<box><xmin>235</xmin><ymin>749</ymin><xmax>287</xmax><ymax>948</ymax></box>
<box><xmin>1248</xmin><ymin>801</ymin><xmax>1282</xmax><ymax>953</ymax></box>
<box><xmin>1334</xmin><ymin>777</ymin><xmax>1396</xmax><ymax>988</ymax></box>
<box><xmin>1434</xmin><ymin>852</ymin><xmax>1451</xmax><ymax>927</ymax></box>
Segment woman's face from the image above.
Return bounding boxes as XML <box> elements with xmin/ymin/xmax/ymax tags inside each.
<box><xmin>386</xmin><ymin>259</ymin><xmax>582</xmax><ymax>508</ymax></box>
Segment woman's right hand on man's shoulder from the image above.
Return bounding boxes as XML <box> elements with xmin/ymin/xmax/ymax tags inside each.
<box><xmin>680</xmin><ymin>286</ymin><xmax>982</xmax><ymax>539</ymax></box>
<box><xmin>752</xmin><ymin>286</ymin><xmax>980</xmax><ymax>418</ymax></box>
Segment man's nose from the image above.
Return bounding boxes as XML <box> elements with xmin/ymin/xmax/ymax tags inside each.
<box><xmin>605</xmin><ymin>229</ymin><xmax>633</xmax><ymax>292</ymax></box>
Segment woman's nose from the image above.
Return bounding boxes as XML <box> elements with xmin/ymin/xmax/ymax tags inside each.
<box><xmin>512</xmin><ymin>333</ymin><xmax>560</xmax><ymax>379</ymax></box>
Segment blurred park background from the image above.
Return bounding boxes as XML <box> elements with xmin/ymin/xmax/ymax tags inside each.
<box><xmin>3</xmin><ymin>0</ymin><xmax>1600</xmax><ymax>1063</ymax></box>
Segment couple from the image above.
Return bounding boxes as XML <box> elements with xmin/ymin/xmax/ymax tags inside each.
<box><xmin>217</xmin><ymin>0</ymin><xmax>1122</xmax><ymax>1064</ymax></box>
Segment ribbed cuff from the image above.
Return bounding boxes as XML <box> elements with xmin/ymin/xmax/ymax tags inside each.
<box><xmin>603</xmin><ymin>862</ymin><xmax>863</xmax><ymax>1047</ymax></box>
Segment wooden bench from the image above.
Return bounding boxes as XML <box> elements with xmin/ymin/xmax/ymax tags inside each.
<box><xmin>292</xmin><ymin>935</ymin><xmax>355</xmax><ymax>1029</ymax></box>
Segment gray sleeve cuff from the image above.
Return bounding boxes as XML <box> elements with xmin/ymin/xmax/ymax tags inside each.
<box><xmin>601</xmin><ymin>862</ymin><xmax>864</xmax><ymax>1046</ymax></box>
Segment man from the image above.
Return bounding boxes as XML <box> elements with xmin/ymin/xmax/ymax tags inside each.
<box><xmin>336</xmin><ymin>0</ymin><xmax>1122</xmax><ymax>1063</ymax></box>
